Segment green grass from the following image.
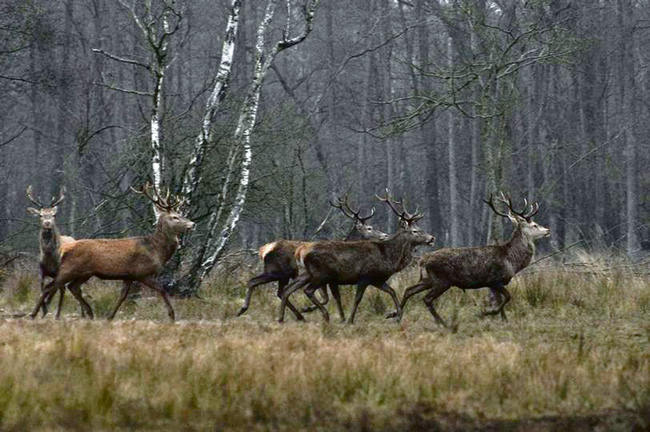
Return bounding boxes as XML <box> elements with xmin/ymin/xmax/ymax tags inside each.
<box><xmin>0</xmin><ymin>261</ymin><xmax>648</xmax><ymax>431</ymax></box>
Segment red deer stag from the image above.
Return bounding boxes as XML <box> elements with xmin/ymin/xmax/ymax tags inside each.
<box><xmin>29</xmin><ymin>183</ymin><xmax>194</xmax><ymax>321</ymax></box>
<box><xmin>26</xmin><ymin>185</ymin><xmax>76</xmax><ymax>316</ymax></box>
<box><xmin>278</xmin><ymin>191</ymin><xmax>435</xmax><ymax>324</ymax></box>
<box><xmin>394</xmin><ymin>193</ymin><xmax>550</xmax><ymax>326</ymax></box>
<box><xmin>237</xmin><ymin>196</ymin><xmax>388</xmax><ymax>322</ymax></box>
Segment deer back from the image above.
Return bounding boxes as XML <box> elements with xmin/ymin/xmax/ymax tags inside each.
<box><xmin>259</xmin><ymin>240</ymin><xmax>306</xmax><ymax>277</ymax></box>
<box><xmin>296</xmin><ymin>239</ymin><xmax>400</xmax><ymax>285</ymax></box>
<box><xmin>420</xmin><ymin>229</ymin><xmax>535</xmax><ymax>289</ymax></box>
<box><xmin>58</xmin><ymin>236</ymin><xmax>168</xmax><ymax>282</ymax></box>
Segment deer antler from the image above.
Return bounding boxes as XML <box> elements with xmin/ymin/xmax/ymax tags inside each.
<box><xmin>131</xmin><ymin>182</ymin><xmax>186</xmax><ymax>212</ymax></box>
<box><xmin>330</xmin><ymin>195</ymin><xmax>376</xmax><ymax>224</ymax></box>
<box><xmin>26</xmin><ymin>185</ymin><xmax>44</xmax><ymax>208</ymax></box>
<box><xmin>400</xmin><ymin>198</ymin><xmax>423</xmax><ymax>224</ymax></box>
<box><xmin>49</xmin><ymin>187</ymin><xmax>66</xmax><ymax>208</ymax></box>
<box><xmin>375</xmin><ymin>189</ymin><xmax>423</xmax><ymax>226</ymax></box>
<box><xmin>522</xmin><ymin>201</ymin><xmax>539</xmax><ymax>220</ymax></box>
<box><xmin>484</xmin><ymin>192</ymin><xmax>540</xmax><ymax>221</ymax></box>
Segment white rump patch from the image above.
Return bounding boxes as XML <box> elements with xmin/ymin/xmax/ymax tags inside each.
<box><xmin>259</xmin><ymin>242</ymin><xmax>277</xmax><ymax>260</ymax></box>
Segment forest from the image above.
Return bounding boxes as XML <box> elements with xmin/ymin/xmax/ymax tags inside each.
<box><xmin>0</xmin><ymin>1</ymin><xmax>648</xmax><ymax>430</ymax></box>
<box><xmin>0</xmin><ymin>0</ymin><xmax>648</xmax><ymax>294</ymax></box>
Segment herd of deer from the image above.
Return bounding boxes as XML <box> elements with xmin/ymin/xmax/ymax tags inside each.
<box><xmin>25</xmin><ymin>183</ymin><xmax>550</xmax><ymax>327</ymax></box>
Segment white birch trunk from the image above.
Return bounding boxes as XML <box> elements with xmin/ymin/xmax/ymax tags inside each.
<box><xmin>195</xmin><ymin>0</ymin><xmax>319</xmax><ymax>284</ymax></box>
<box><xmin>197</xmin><ymin>1</ymin><xmax>277</xmax><ymax>280</ymax></box>
<box><xmin>151</xmin><ymin>69</ymin><xmax>164</xmax><ymax>195</ymax></box>
<box><xmin>181</xmin><ymin>0</ymin><xmax>241</xmax><ymax>206</ymax></box>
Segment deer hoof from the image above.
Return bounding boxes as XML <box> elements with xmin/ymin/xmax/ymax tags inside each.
<box><xmin>236</xmin><ymin>307</ymin><xmax>247</xmax><ymax>317</ymax></box>
<box><xmin>385</xmin><ymin>311</ymin><xmax>398</xmax><ymax>319</ymax></box>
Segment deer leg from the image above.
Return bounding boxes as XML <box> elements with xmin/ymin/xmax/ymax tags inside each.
<box><xmin>39</xmin><ymin>273</ymin><xmax>49</xmax><ymax>317</ymax></box>
<box><xmin>422</xmin><ymin>282</ymin><xmax>452</xmax><ymax>327</ymax></box>
<box><xmin>108</xmin><ymin>281</ymin><xmax>133</xmax><ymax>320</ymax></box>
<box><xmin>301</xmin><ymin>286</ymin><xmax>329</xmax><ymax>313</ymax></box>
<box><xmin>387</xmin><ymin>279</ymin><xmax>432</xmax><ymax>320</ymax></box>
<box><xmin>237</xmin><ymin>272</ymin><xmax>282</xmax><ymax>316</ymax></box>
<box><xmin>483</xmin><ymin>285</ymin><xmax>511</xmax><ymax>319</ymax></box>
<box><xmin>58</xmin><ymin>277</ymin><xmax>90</xmax><ymax>319</ymax></box>
<box><xmin>276</xmin><ymin>278</ymin><xmax>305</xmax><ymax>321</ymax></box>
<box><xmin>65</xmin><ymin>278</ymin><xmax>93</xmax><ymax>319</ymax></box>
<box><xmin>30</xmin><ymin>280</ymin><xmax>57</xmax><ymax>319</ymax></box>
<box><xmin>141</xmin><ymin>278</ymin><xmax>175</xmax><ymax>322</ymax></box>
<box><xmin>375</xmin><ymin>282</ymin><xmax>402</xmax><ymax>322</ymax></box>
<box><xmin>304</xmin><ymin>283</ymin><xmax>330</xmax><ymax>323</ymax></box>
<box><xmin>278</xmin><ymin>275</ymin><xmax>309</xmax><ymax>323</ymax></box>
<box><xmin>41</xmin><ymin>282</ymin><xmax>62</xmax><ymax>317</ymax></box>
<box><xmin>42</xmin><ymin>285</ymin><xmax>54</xmax><ymax>317</ymax></box>
<box><xmin>347</xmin><ymin>283</ymin><xmax>369</xmax><ymax>324</ymax></box>
<box><xmin>329</xmin><ymin>284</ymin><xmax>346</xmax><ymax>323</ymax></box>
<box><xmin>55</xmin><ymin>286</ymin><xmax>65</xmax><ymax>319</ymax></box>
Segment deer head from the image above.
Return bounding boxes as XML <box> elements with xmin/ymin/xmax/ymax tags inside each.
<box><xmin>131</xmin><ymin>183</ymin><xmax>195</xmax><ymax>237</ymax></box>
<box><xmin>26</xmin><ymin>185</ymin><xmax>66</xmax><ymax>231</ymax></box>
<box><xmin>484</xmin><ymin>192</ymin><xmax>550</xmax><ymax>240</ymax></box>
<box><xmin>376</xmin><ymin>189</ymin><xmax>435</xmax><ymax>246</ymax></box>
<box><xmin>330</xmin><ymin>195</ymin><xmax>389</xmax><ymax>241</ymax></box>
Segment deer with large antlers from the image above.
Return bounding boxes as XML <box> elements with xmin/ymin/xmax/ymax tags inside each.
<box><xmin>278</xmin><ymin>190</ymin><xmax>435</xmax><ymax>324</ymax></box>
<box><xmin>26</xmin><ymin>185</ymin><xmax>76</xmax><ymax>316</ymax></box>
<box><xmin>393</xmin><ymin>193</ymin><xmax>550</xmax><ymax>326</ymax></box>
<box><xmin>29</xmin><ymin>183</ymin><xmax>194</xmax><ymax>321</ymax></box>
<box><xmin>237</xmin><ymin>196</ymin><xmax>388</xmax><ymax>322</ymax></box>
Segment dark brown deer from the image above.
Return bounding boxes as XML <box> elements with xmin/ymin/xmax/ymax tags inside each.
<box><xmin>29</xmin><ymin>183</ymin><xmax>194</xmax><ymax>321</ymax></box>
<box><xmin>278</xmin><ymin>191</ymin><xmax>435</xmax><ymax>324</ymax></box>
<box><xmin>26</xmin><ymin>185</ymin><xmax>76</xmax><ymax>316</ymax></box>
<box><xmin>394</xmin><ymin>193</ymin><xmax>550</xmax><ymax>326</ymax></box>
<box><xmin>237</xmin><ymin>196</ymin><xmax>388</xmax><ymax>322</ymax></box>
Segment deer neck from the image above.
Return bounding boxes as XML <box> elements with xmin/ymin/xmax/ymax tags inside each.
<box><xmin>343</xmin><ymin>224</ymin><xmax>357</xmax><ymax>240</ymax></box>
<box><xmin>40</xmin><ymin>225</ymin><xmax>61</xmax><ymax>255</ymax></box>
<box><xmin>151</xmin><ymin>222</ymin><xmax>181</xmax><ymax>264</ymax></box>
<box><xmin>503</xmin><ymin>227</ymin><xmax>534</xmax><ymax>273</ymax></box>
<box><xmin>39</xmin><ymin>225</ymin><xmax>62</xmax><ymax>274</ymax></box>
<box><xmin>383</xmin><ymin>231</ymin><xmax>415</xmax><ymax>272</ymax></box>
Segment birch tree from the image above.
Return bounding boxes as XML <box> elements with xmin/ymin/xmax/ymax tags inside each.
<box><xmin>93</xmin><ymin>0</ymin><xmax>184</xmax><ymax>201</ymax></box>
<box><xmin>183</xmin><ymin>0</ymin><xmax>320</xmax><ymax>290</ymax></box>
<box><xmin>180</xmin><ymin>0</ymin><xmax>241</xmax><ymax>208</ymax></box>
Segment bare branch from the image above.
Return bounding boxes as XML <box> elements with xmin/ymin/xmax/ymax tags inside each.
<box><xmin>0</xmin><ymin>126</ymin><xmax>27</xmax><ymax>148</ymax></box>
<box><xmin>92</xmin><ymin>48</ymin><xmax>151</xmax><ymax>70</ymax></box>
<box><xmin>94</xmin><ymin>79</ymin><xmax>154</xmax><ymax>97</ymax></box>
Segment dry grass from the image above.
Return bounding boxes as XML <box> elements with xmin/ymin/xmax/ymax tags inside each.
<box><xmin>0</xmin><ymin>259</ymin><xmax>648</xmax><ymax>431</ymax></box>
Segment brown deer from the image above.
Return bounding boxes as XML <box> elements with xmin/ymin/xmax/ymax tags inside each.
<box><xmin>237</xmin><ymin>196</ymin><xmax>388</xmax><ymax>322</ymax></box>
<box><xmin>26</xmin><ymin>185</ymin><xmax>76</xmax><ymax>316</ymax></box>
<box><xmin>394</xmin><ymin>193</ymin><xmax>550</xmax><ymax>326</ymax></box>
<box><xmin>278</xmin><ymin>191</ymin><xmax>435</xmax><ymax>324</ymax></box>
<box><xmin>29</xmin><ymin>183</ymin><xmax>195</xmax><ymax>321</ymax></box>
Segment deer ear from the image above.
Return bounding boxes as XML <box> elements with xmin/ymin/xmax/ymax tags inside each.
<box><xmin>27</xmin><ymin>207</ymin><xmax>40</xmax><ymax>216</ymax></box>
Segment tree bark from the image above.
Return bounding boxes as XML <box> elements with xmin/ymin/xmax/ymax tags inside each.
<box><xmin>181</xmin><ymin>0</ymin><xmax>241</xmax><ymax>208</ymax></box>
<box><xmin>447</xmin><ymin>35</ymin><xmax>459</xmax><ymax>246</ymax></box>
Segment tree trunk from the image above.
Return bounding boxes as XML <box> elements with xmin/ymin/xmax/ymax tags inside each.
<box><xmin>194</xmin><ymin>0</ymin><xmax>319</xmax><ymax>287</ymax></box>
<box><xmin>620</xmin><ymin>0</ymin><xmax>639</xmax><ymax>255</ymax></box>
<box><xmin>447</xmin><ymin>35</ymin><xmax>459</xmax><ymax>246</ymax></box>
<box><xmin>181</xmin><ymin>0</ymin><xmax>241</xmax><ymax>208</ymax></box>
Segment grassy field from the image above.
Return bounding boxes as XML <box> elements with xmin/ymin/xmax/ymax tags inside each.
<box><xmin>0</xmin><ymin>258</ymin><xmax>648</xmax><ymax>431</ymax></box>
